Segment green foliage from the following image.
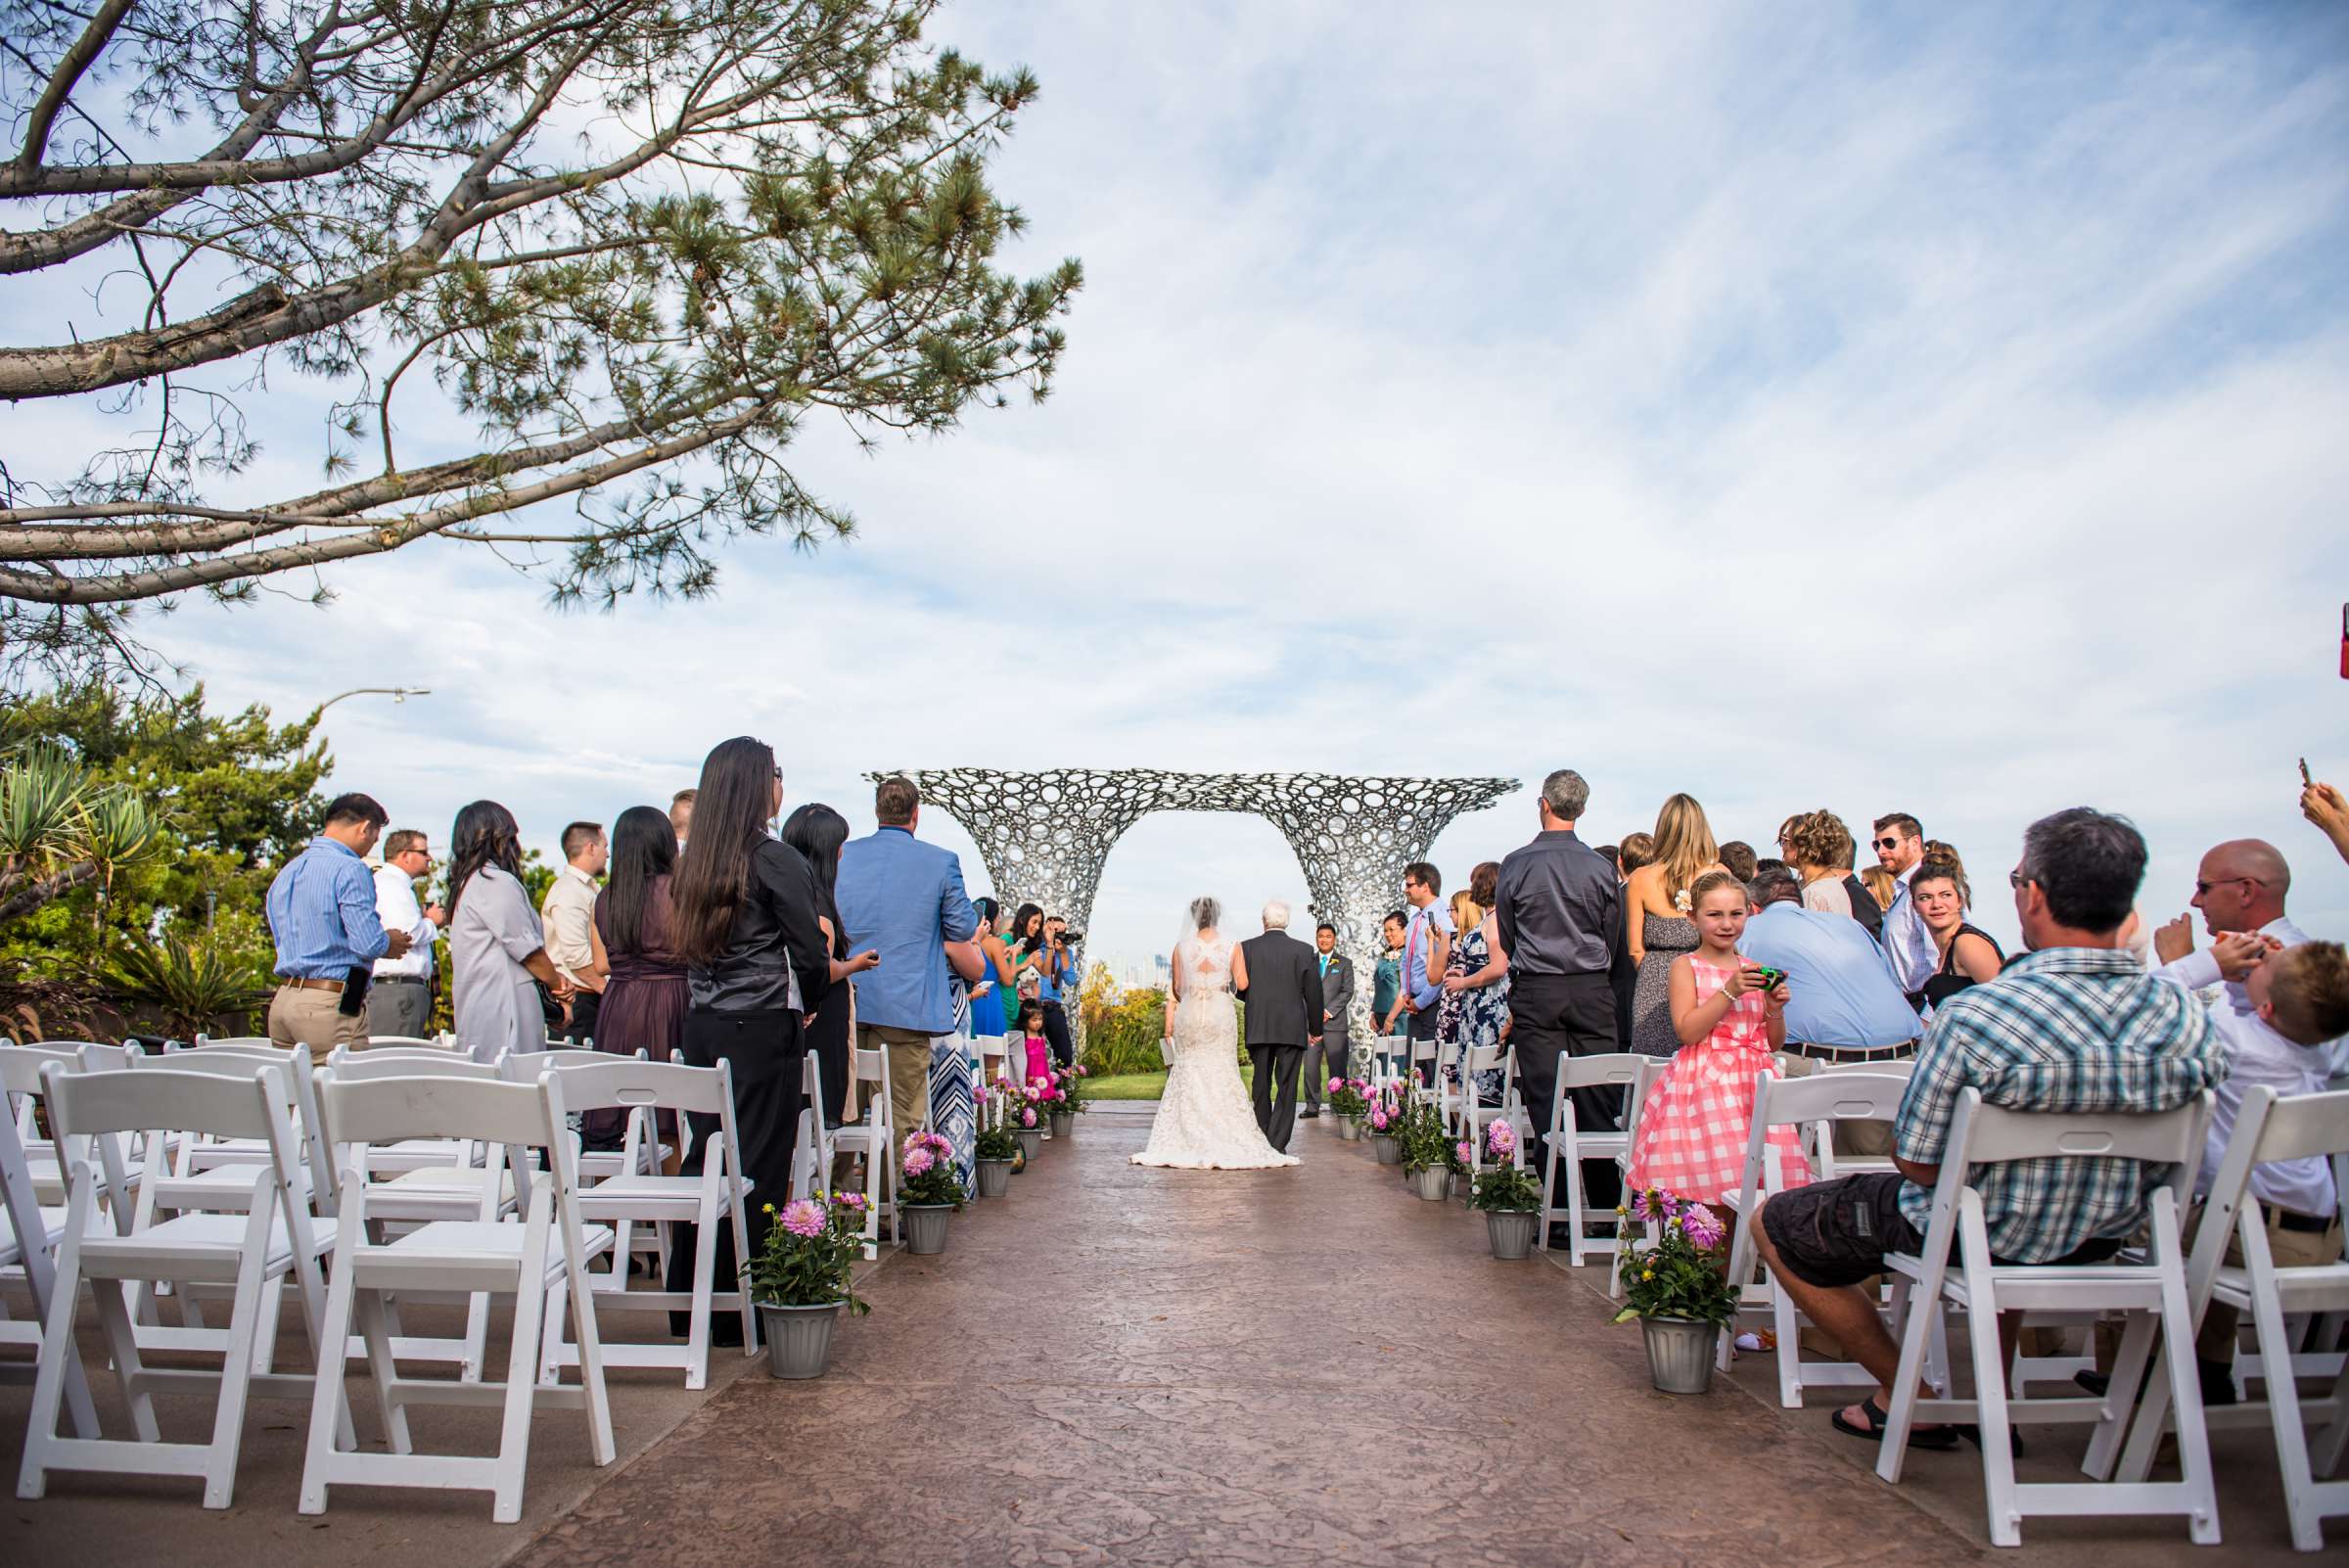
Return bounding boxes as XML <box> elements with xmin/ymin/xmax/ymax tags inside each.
<box><xmin>1079</xmin><ymin>974</ymin><xmax>1171</xmax><ymax>1079</ymax></box>
<box><xmin>1467</xmin><ymin>1162</ymin><xmax>1543</xmax><ymax>1214</ymax></box>
<box><xmin>1610</xmin><ymin>1189</ymin><xmax>1738</xmax><ymax>1326</ymax></box>
<box><xmin>0</xmin><ymin>740</ymin><xmax>167</xmax><ymax>929</ymax></box>
<box><xmin>104</xmin><ymin>914</ymin><xmax>274</xmax><ymax>1040</ymax></box>
<box><xmin>0</xmin><ymin>682</ymin><xmax>326</xmax><ymax>978</ymax></box>
<box><xmin>1395</xmin><ymin>1098</ymin><xmax>1464</xmax><ymax>1176</ymax></box>
<box><xmin>745</xmin><ymin>1195</ymin><xmax>870</xmax><ymax>1313</ymax></box>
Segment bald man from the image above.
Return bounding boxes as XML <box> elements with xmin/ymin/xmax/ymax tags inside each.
<box><xmin>2154</xmin><ymin>838</ymin><xmax>2343</xmax><ymax>1072</ymax></box>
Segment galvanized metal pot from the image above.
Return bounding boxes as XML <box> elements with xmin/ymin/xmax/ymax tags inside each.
<box><xmin>901</xmin><ymin>1204</ymin><xmax>952</xmax><ymax>1255</ymax></box>
<box><xmin>976</xmin><ymin>1159</ymin><xmax>1012</xmax><ymax>1199</ymax></box>
<box><xmin>1640</xmin><ymin>1315</ymin><xmax>1722</xmax><ymax>1394</ymax></box>
<box><xmin>1486</xmin><ymin>1209</ymin><xmax>1539</xmax><ymax>1260</ymax></box>
<box><xmin>759</xmin><ymin>1302</ymin><xmax>841</xmax><ymax>1379</ymax></box>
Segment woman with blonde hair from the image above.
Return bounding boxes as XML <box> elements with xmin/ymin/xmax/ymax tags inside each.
<box><xmin>1776</xmin><ymin>808</ymin><xmax>1884</xmax><ymax>942</ymax></box>
<box><xmin>1623</xmin><ymin>793</ymin><xmax>1727</xmax><ymax>1057</ymax></box>
<box><xmin>1858</xmin><ymin>865</ymin><xmax>1898</xmax><ymax>911</ymax></box>
<box><xmin>1437</xmin><ymin>863</ymin><xmax>1512</xmax><ymax>1104</ymax></box>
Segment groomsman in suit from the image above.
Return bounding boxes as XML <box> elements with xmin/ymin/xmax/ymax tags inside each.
<box><xmin>1302</xmin><ymin>921</ymin><xmax>1354</xmax><ymax>1117</ymax></box>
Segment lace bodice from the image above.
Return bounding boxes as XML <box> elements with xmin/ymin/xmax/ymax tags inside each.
<box><xmin>1176</xmin><ymin>934</ymin><xmax>1234</xmax><ymax>994</ymax></box>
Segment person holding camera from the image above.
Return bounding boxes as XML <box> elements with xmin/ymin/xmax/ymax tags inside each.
<box><xmin>1036</xmin><ymin>914</ymin><xmax>1082</xmax><ymax>1070</ymax></box>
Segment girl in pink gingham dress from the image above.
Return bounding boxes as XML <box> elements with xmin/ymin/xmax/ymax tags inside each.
<box><xmin>1624</xmin><ymin>870</ymin><xmax>1808</xmax><ymax>1208</ymax></box>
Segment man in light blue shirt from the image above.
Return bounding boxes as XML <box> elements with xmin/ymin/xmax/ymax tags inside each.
<box><xmin>837</xmin><ymin>776</ymin><xmax>981</xmax><ymax>1154</ymax></box>
<box><xmin>264</xmin><ymin>792</ymin><xmax>409</xmax><ymax>1061</ymax></box>
<box><xmin>1739</xmin><ymin>868</ymin><xmax>1918</xmax><ymax>1057</ymax></box>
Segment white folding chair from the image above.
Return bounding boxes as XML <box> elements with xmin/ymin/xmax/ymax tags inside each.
<box><xmin>1456</xmin><ymin>1044</ymin><xmax>1509</xmax><ymax>1184</ymax></box>
<box><xmin>790</xmin><ymin>1051</ymin><xmax>833</xmax><ymax>1201</ymax></box>
<box><xmin>330</xmin><ymin>1048</ymin><xmax>509</xmax><ymax>1179</ymax></box>
<box><xmin>828</xmin><ymin>1046</ymin><xmax>896</xmax><ymax>1257</ymax></box>
<box><xmin>299</xmin><ymin>1070</ymin><xmax>615</xmax><ymax>1523</ymax></box>
<box><xmin>0</xmin><ymin>1055</ymin><xmax>98</xmax><ymax>1438</ymax></box>
<box><xmin>1715</xmin><ymin>1068</ymin><xmax>1927</xmax><ymax>1406</ymax></box>
<box><xmin>1875</xmin><ymin>1087</ymin><xmax>2218</xmax><ymax>1547</ymax></box>
<box><xmin>1406</xmin><ymin>1036</ymin><xmax>1439</xmax><ymax>1110</ymax></box>
<box><xmin>1536</xmin><ymin>1054</ymin><xmax>1650</xmax><ymax>1265</ymax></box>
<box><xmin>19</xmin><ymin>1061</ymin><xmax>345</xmax><ymax>1509</ymax></box>
<box><xmin>534</xmin><ymin>1055</ymin><xmax>754</xmax><ymax>1389</ymax></box>
<box><xmin>367</xmin><ymin>1036</ymin><xmax>455</xmax><ymax>1050</ymax></box>
<box><xmin>972</xmin><ymin>1034</ymin><xmax>1011</xmax><ymax>1092</ymax></box>
<box><xmin>2111</xmin><ymin>1086</ymin><xmax>2349</xmax><ymax>1550</ymax></box>
<box><xmin>8</xmin><ymin>1043</ymin><xmax>133</xmax><ymax>1223</ymax></box>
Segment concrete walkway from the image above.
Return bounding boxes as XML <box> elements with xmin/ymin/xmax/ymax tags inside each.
<box><xmin>505</xmin><ymin>1105</ymin><xmax>2307</xmax><ymax>1567</ymax></box>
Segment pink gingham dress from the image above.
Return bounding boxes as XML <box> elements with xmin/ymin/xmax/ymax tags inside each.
<box><xmin>1623</xmin><ymin>957</ymin><xmax>1811</xmax><ymax>1205</ymax></box>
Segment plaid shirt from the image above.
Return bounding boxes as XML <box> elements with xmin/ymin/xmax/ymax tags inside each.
<box><xmin>1893</xmin><ymin>945</ymin><xmax>2226</xmax><ymax>1263</ymax></box>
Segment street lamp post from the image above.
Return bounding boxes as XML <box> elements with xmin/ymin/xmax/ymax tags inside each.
<box><xmin>315</xmin><ymin>686</ymin><xmax>432</xmax><ymax>714</ymax></box>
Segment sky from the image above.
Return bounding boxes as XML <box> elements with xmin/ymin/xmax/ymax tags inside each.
<box><xmin>11</xmin><ymin>0</ymin><xmax>2349</xmax><ymax>977</ymax></box>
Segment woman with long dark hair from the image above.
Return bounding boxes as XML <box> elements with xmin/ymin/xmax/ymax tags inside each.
<box><xmin>965</xmin><ymin>897</ymin><xmax>1019</xmax><ymax>1039</ymax></box>
<box><xmin>780</xmin><ymin>802</ymin><xmax>879</xmax><ymax>1129</ymax></box>
<box><xmin>447</xmin><ymin>801</ymin><xmax>569</xmax><ymax>1060</ymax></box>
<box><xmin>666</xmin><ymin>738</ymin><xmax>829</xmax><ymax>1337</ymax></box>
<box><xmin>582</xmin><ymin>805</ymin><xmax>687</xmax><ymax>1148</ymax></box>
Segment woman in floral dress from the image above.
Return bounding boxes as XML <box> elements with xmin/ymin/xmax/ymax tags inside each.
<box><xmin>1437</xmin><ymin>862</ymin><xmax>1511</xmax><ymax>1106</ymax></box>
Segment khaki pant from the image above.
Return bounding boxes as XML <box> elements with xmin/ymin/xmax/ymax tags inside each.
<box><xmin>2194</xmin><ymin>1201</ymin><xmax>2345</xmax><ymax>1364</ymax></box>
<box><xmin>858</xmin><ymin>1022</ymin><xmax>933</xmax><ymax>1159</ymax></box>
<box><xmin>266</xmin><ymin>985</ymin><xmax>370</xmax><ymax>1064</ymax></box>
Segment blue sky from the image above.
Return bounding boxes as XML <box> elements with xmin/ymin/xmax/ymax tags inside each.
<box><xmin>11</xmin><ymin>0</ymin><xmax>2349</xmax><ymax>973</ymax></box>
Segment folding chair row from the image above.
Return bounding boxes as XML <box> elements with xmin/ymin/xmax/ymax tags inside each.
<box><xmin>1536</xmin><ymin>1053</ymin><xmax>1654</xmax><ymax>1268</ymax></box>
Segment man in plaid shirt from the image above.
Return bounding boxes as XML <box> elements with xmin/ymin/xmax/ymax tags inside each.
<box><xmin>1753</xmin><ymin>807</ymin><xmax>2228</xmax><ymax>1449</ymax></box>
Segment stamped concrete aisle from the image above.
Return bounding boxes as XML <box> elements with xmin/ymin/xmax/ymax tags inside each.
<box><xmin>512</xmin><ymin>1102</ymin><xmax>2292</xmax><ymax>1568</ymax></box>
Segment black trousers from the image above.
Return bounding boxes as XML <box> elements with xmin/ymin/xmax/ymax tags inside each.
<box><xmin>564</xmin><ymin>986</ymin><xmax>602</xmax><ymax>1047</ymax></box>
<box><xmin>668</xmin><ymin>1008</ymin><xmax>805</xmax><ymax>1335</ymax></box>
<box><xmin>564</xmin><ymin>990</ymin><xmax>622</xmax><ymax>1150</ymax></box>
<box><xmin>1040</xmin><ymin>999</ymin><xmax>1075</xmax><ymax>1070</ymax></box>
<box><xmin>1249</xmin><ymin>1043</ymin><xmax>1305</xmax><ymax>1152</ymax></box>
<box><xmin>1508</xmin><ymin>971</ymin><xmax>1623</xmax><ymax>1212</ymax></box>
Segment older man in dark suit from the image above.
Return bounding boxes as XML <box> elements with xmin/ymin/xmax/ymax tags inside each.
<box><xmin>1236</xmin><ymin>899</ymin><xmax>1324</xmax><ymax>1154</ymax></box>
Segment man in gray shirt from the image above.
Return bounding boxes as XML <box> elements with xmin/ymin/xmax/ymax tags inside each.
<box><xmin>1492</xmin><ymin>768</ymin><xmax>1633</xmax><ymax>1218</ymax></box>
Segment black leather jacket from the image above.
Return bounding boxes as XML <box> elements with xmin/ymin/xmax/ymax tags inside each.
<box><xmin>686</xmin><ymin>838</ymin><xmax>832</xmax><ymax>1017</ymax></box>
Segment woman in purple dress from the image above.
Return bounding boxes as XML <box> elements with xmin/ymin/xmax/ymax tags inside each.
<box><xmin>585</xmin><ymin>805</ymin><xmax>688</xmax><ymax>1149</ymax></box>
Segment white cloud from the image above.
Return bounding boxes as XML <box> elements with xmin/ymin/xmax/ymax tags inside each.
<box><xmin>16</xmin><ymin>0</ymin><xmax>2349</xmax><ymax>969</ymax></box>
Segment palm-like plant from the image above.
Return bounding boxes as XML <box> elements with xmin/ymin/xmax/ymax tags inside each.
<box><xmin>106</xmin><ymin>930</ymin><xmax>270</xmax><ymax>1042</ymax></box>
<box><xmin>0</xmin><ymin>744</ymin><xmax>166</xmax><ymax>925</ymax></box>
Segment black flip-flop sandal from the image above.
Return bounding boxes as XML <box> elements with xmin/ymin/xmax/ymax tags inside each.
<box><xmin>1830</xmin><ymin>1396</ymin><xmax>1960</xmax><ymax>1451</ymax></box>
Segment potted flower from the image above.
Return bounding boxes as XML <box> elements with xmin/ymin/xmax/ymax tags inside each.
<box><xmin>1013</xmin><ymin>1083</ymin><xmax>1045</xmax><ymax>1161</ymax></box>
<box><xmin>1327</xmin><ymin>1077</ymin><xmax>1369</xmax><ymax>1139</ymax></box>
<box><xmin>743</xmin><ymin>1193</ymin><xmax>869</xmax><ymax>1378</ymax></box>
<box><xmin>1048</xmin><ymin>1062</ymin><xmax>1090</xmax><ymax>1137</ymax></box>
<box><xmin>1609</xmin><ymin>1186</ymin><xmax>1737</xmax><ymax>1394</ymax></box>
<box><xmin>1465</xmin><ymin>1121</ymin><xmax>1541</xmax><ymax>1258</ymax></box>
<box><xmin>975</xmin><ymin>1083</ymin><xmax>1019</xmax><ymax>1199</ymax></box>
<box><xmin>1365</xmin><ymin>1082</ymin><xmax>1405</xmax><ymax>1165</ymax></box>
<box><xmin>898</xmin><ymin>1130</ymin><xmax>967</xmax><ymax>1255</ymax></box>
<box><xmin>1397</xmin><ymin>1099</ymin><xmax>1462</xmax><ymax>1201</ymax></box>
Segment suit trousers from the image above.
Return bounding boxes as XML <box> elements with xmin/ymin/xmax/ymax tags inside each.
<box><xmin>669</xmin><ymin>1007</ymin><xmax>805</xmax><ymax>1337</ymax></box>
<box><xmin>1249</xmin><ymin>1043</ymin><xmax>1305</xmax><ymax>1152</ymax></box>
<box><xmin>1507</xmin><ymin>971</ymin><xmax>1624</xmax><ymax>1212</ymax></box>
<box><xmin>369</xmin><ymin>975</ymin><xmax>433</xmax><ymax>1039</ymax></box>
<box><xmin>1306</xmin><ymin>1029</ymin><xmax>1351</xmax><ymax>1108</ymax></box>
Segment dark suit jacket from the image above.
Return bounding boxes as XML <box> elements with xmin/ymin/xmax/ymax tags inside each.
<box><xmin>1237</xmin><ymin>929</ymin><xmax>1323</xmax><ymax>1047</ymax></box>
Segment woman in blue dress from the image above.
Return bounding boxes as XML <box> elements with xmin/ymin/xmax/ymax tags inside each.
<box><xmin>965</xmin><ymin>896</ymin><xmax>1013</xmax><ymax>1039</ymax></box>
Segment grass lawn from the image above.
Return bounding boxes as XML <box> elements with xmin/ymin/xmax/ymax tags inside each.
<box><xmin>1085</xmin><ymin>1065</ymin><xmax>1258</xmax><ymax>1100</ymax></box>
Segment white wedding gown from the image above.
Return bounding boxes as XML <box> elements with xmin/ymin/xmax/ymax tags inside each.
<box><xmin>1132</xmin><ymin>934</ymin><xmax>1298</xmax><ymax>1170</ymax></box>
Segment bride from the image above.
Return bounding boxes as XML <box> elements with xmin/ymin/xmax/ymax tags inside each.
<box><xmin>1132</xmin><ymin>897</ymin><xmax>1298</xmax><ymax>1170</ymax></box>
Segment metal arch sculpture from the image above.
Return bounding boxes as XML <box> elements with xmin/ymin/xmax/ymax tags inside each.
<box><xmin>869</xmin><ymin>768</ymin><xmax>1521</xmax><ymax>1041</ymax></box>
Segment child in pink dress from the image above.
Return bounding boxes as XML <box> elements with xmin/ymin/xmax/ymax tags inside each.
<box><xmin>1017</xmin><ymin>1001</ymin><xmax>1051</xmax><ymax>1084</ymax></box>
<box><xmin>1625</xmin><ymin>870</ymin><xmax>1809</xmax><ymax>1219</ymax></box>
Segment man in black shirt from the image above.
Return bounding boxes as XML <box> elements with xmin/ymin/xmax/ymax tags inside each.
<box><xmin>1492</xmin><ymin>768</ymin><xmax>1634</xmax><ymax>1222</ymax></box>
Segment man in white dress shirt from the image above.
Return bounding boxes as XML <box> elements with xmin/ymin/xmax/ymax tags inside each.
<box><xmin>2153</xmin><ymin>837</ymin><xmax>2344</xmax><ymax>1073</ymax></box>
<box><xmin>1871</xmin><ymin>811</ymin><xmax>1936</xmax><ymax>999</ymax></box>
<box><xmin>370</xmin><ymin>829</ymin><xmax>443</xmax><ymax>1038</ymax></box>
<box><xmin>541</xmin><ymin>820</ymin><xmax>608</xmax><ymax>1043</ymax></box>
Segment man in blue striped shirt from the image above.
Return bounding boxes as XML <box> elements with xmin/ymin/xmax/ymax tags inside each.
<box><xmin>264</xmin><ymin>793</ymin><xmax>412</xmax><ymax>1061</ymax></box>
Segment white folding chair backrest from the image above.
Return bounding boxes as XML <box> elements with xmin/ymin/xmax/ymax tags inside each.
<box><xmin>550</xmin><ymin>1054</ymin><xmax>732</xmax><ymax>1188</ymax></box>
<box><xmin>365</xmin><ymin>1036</ymin><xmax>453</xmax><ymax>1050</ymax></box>
<box><xmin>2187</xmin><ymin>1085</ymin><xmax>2349</xmax><ymax>1307</ymax></box>
<box><xmin>194</xmin><ymin>1035</ymin><xmax>277</xmax><ymax>1049</ymax></box>
<box><xmin>329</xmin><ymin>1052</ymin><xmax>507</xmax><ymax>1083</ymax></box>
<box><xmin>127</xmin><ymin>1046</ymin><xmax>338</xmax><ymax>1214</ymax></box>
<box><xmin>50</xmin><ymin>1061</ymin><xmax>307</xmax><ymax>1216</ymax></box>
<box><xmin>318</xmin><ymin>1070</ymin><xmax>567</xmax><ymax>1180</ymax></box>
